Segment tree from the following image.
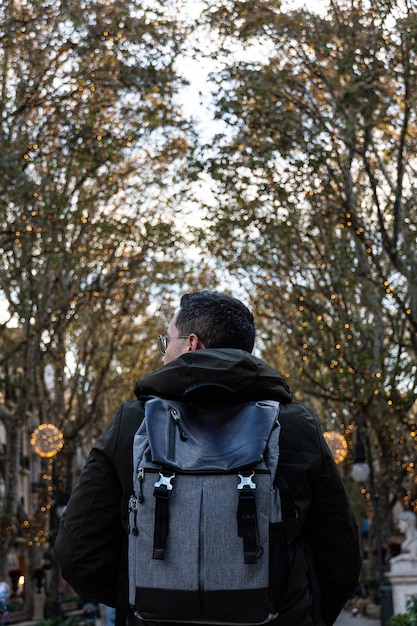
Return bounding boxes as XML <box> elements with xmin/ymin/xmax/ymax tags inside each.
<box><xmin>197</xmin><ymin>0</ymin><xmax>417</xmax><ymax>556</ymax></box>
<box><xmin>0</xmin><ymin>0</ymin><xmax>195</xmax><ymax>580</ymax></box>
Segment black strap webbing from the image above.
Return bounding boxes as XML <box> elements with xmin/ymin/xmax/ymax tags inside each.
<box><xmin>237</xmin><ymin>482</ymin><xmax>259</xmax><ymax>565</ymax></box>
<box><xmin>153</xmin><ymin>472</ymin><xmax>175</xmax><ymax>560</ymax></box>
<box><xmin>275</xmin><ymin>473</ymin><xmax>298</xmax><ymax>520</ymax></box>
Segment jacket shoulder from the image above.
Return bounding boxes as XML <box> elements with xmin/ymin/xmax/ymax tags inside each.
<box><xmin>278</xmin><ymin>402</ymin><xmax>324</xmax><ymax>454</ymax></box>
<box><xmin>94</xmin><ymin>400</ymin><xmax>145</xmax><ymax>456</ymax></box>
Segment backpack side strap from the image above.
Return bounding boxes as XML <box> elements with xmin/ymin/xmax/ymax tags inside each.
<box><xmin>153</xmin><ymin>471</ymin><xmax>175</xmax><ymax>560</ymax></box>
<box><xmin>237</xmin><ymin>470</ymin><xmax>260</xmax><ymax>564</ymax></box>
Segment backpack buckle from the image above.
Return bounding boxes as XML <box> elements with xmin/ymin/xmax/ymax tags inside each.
<box><xmin>237</xmin><ymin>471</ymin><xmax>259</xmax><ymax>564</ymax></box>
<box><xmin>237</xmin><ymin>471</ymin><xmax>256</xmax><ymax>490</ymax></box>
<box><xmin>154</xmin><ymin>472</ymin><xmax>175</xmax><ymax>491</ymax></box>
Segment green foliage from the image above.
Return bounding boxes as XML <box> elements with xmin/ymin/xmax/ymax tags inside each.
<box><xmin>180</xmin><ymin>2</ymin><xmax>417</xmax><ymax>590</ymax></box>
<box><xmin>407</xmin><ymin>596</ymin><xmax>417</xmax><ymax>626</ymax></box>
<box><xmin>196</xmin><ymin>0</ymin><xmax>417</xmax><ymax>540</ymax></box>
<box><xmin>388</xmin><ymin>615</ymin><xmax>412</xmax><ymax>626</ymax></box>
<box><xmin>388</xmin><ymin>595</ymin><xmax>417</xmax><ymax>626</ymax></box>
<box><xmin>6</xmin><ymin>598</ymin><xmax>25</xmax><ymax>613</ymax></box>
<box><xmin>35</xmin><ymin>617</ymin><xmax>82</xmax><ymax>626</ymax></box>
<box><xmin>0</xmin><ymin>0</ymin><xmax>198</xmax><ymax>575</ymax></box>
<box><xmin>0</xmin><ymin>0</ymin><xmax>194</xmax><ymax>429</ymax></box>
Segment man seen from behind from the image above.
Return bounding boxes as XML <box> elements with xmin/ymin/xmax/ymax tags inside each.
<box><xmin>56</xmin><ymin>290</ymin><xmax>361</xmax><ymax>626</ymax></box>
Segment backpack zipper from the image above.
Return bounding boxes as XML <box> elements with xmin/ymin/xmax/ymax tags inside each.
<box><xmin>170</xmin><ymin>408</ymin><xmax>188</xmax><ymax>440</ymax></box>
<box><xmin>168</xmin><ymin>407</ymin><xmax>188</xmax><ymax>460</ymax></box>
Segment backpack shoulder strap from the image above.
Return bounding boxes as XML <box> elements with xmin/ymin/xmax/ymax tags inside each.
<box><xmin>274</xmin><ymin>473</ymin><xmax>298</xmax><ymax>521</ymax></box>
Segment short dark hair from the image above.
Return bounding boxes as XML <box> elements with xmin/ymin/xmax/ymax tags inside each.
<box><xmin>176</xmin><ymin>290</ymin><xmax>255</xmax><ymax>353</ymax></box>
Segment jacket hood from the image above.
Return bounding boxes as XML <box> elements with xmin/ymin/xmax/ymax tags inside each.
<box><xmin>134</xmin><ymin>348</ymin><xmax>293</xmax><ymax>404</ymax></box>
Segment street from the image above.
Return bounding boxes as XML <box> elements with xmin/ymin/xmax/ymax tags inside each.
<box><xmin>334</xmin><ymin>609</ymin><xmax>378</xmax><ymax>625</ymax></box>
<box><xmin>6</xmin><ymin>608</ymin><xmax>383</xmax><ymax>626</ymax></box>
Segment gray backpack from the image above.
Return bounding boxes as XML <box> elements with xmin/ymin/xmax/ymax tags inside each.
<box><xmin>128</xmin><ymin>393</ymin><xmax>292</xmax><ymax>625</ymax></box>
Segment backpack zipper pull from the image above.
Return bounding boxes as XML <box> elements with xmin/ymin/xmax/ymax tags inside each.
<box><xmin>170</xmin><ymin>408</ymin><xmax>188</xmax><ymax>441</ymax></box>
<box><xmin>128</xmin><ymin>495</ymin><xmax>138</xmax><ymax>536</ymax></box>
<box><xmin>137</xmin><ymin>467</ymin><xmax>144</xmax><ymax>503</ymax></box>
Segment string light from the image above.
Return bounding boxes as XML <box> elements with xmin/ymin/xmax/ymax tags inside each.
<box><xmin>25</xmin><ymin>425</ymin><xmax>64</xmax><ymax>546</ymax></box>
<box><xmin>324</xmin><ymin>431</ymin><xmax>348</xmax><ymax>464</ymax></box>
<box><xmin>30</xmin><ymin>424</ymin><xmax>64</xmax><ymax>458</ymax></box>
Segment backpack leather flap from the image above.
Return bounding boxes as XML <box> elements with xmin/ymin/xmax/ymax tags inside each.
<box><xmin>145</xmin><ymin>397</ymin><xmax>280</xmax><ymax>471</ymax></box>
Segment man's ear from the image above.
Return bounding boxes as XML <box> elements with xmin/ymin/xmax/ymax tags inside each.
<box><xmin>188</xmin><ymin>333</ymin><xmax>205</xmax><ymax>351</ymax></box>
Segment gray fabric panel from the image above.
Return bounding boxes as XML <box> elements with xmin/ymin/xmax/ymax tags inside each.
<box><xmin>202</xmin><ymin>474</ymin><xmax>270</xmax><ymax>591</ymax></box>
<box><xmin>132</xmin><ymin>473</ymin><xmax>271</xmax><ymax>591</ymax></box>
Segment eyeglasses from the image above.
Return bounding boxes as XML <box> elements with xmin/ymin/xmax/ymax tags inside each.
<box><xmin>157</xmin><ymin>334</ymin><xmax>189</xmax><ymax>355</ymax></box>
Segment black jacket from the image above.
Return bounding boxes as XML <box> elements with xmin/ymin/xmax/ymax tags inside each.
<box><xmin>56</xmin><ymin>349</ymin><xmax>361</xmax><ymax>626</ymax></box>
